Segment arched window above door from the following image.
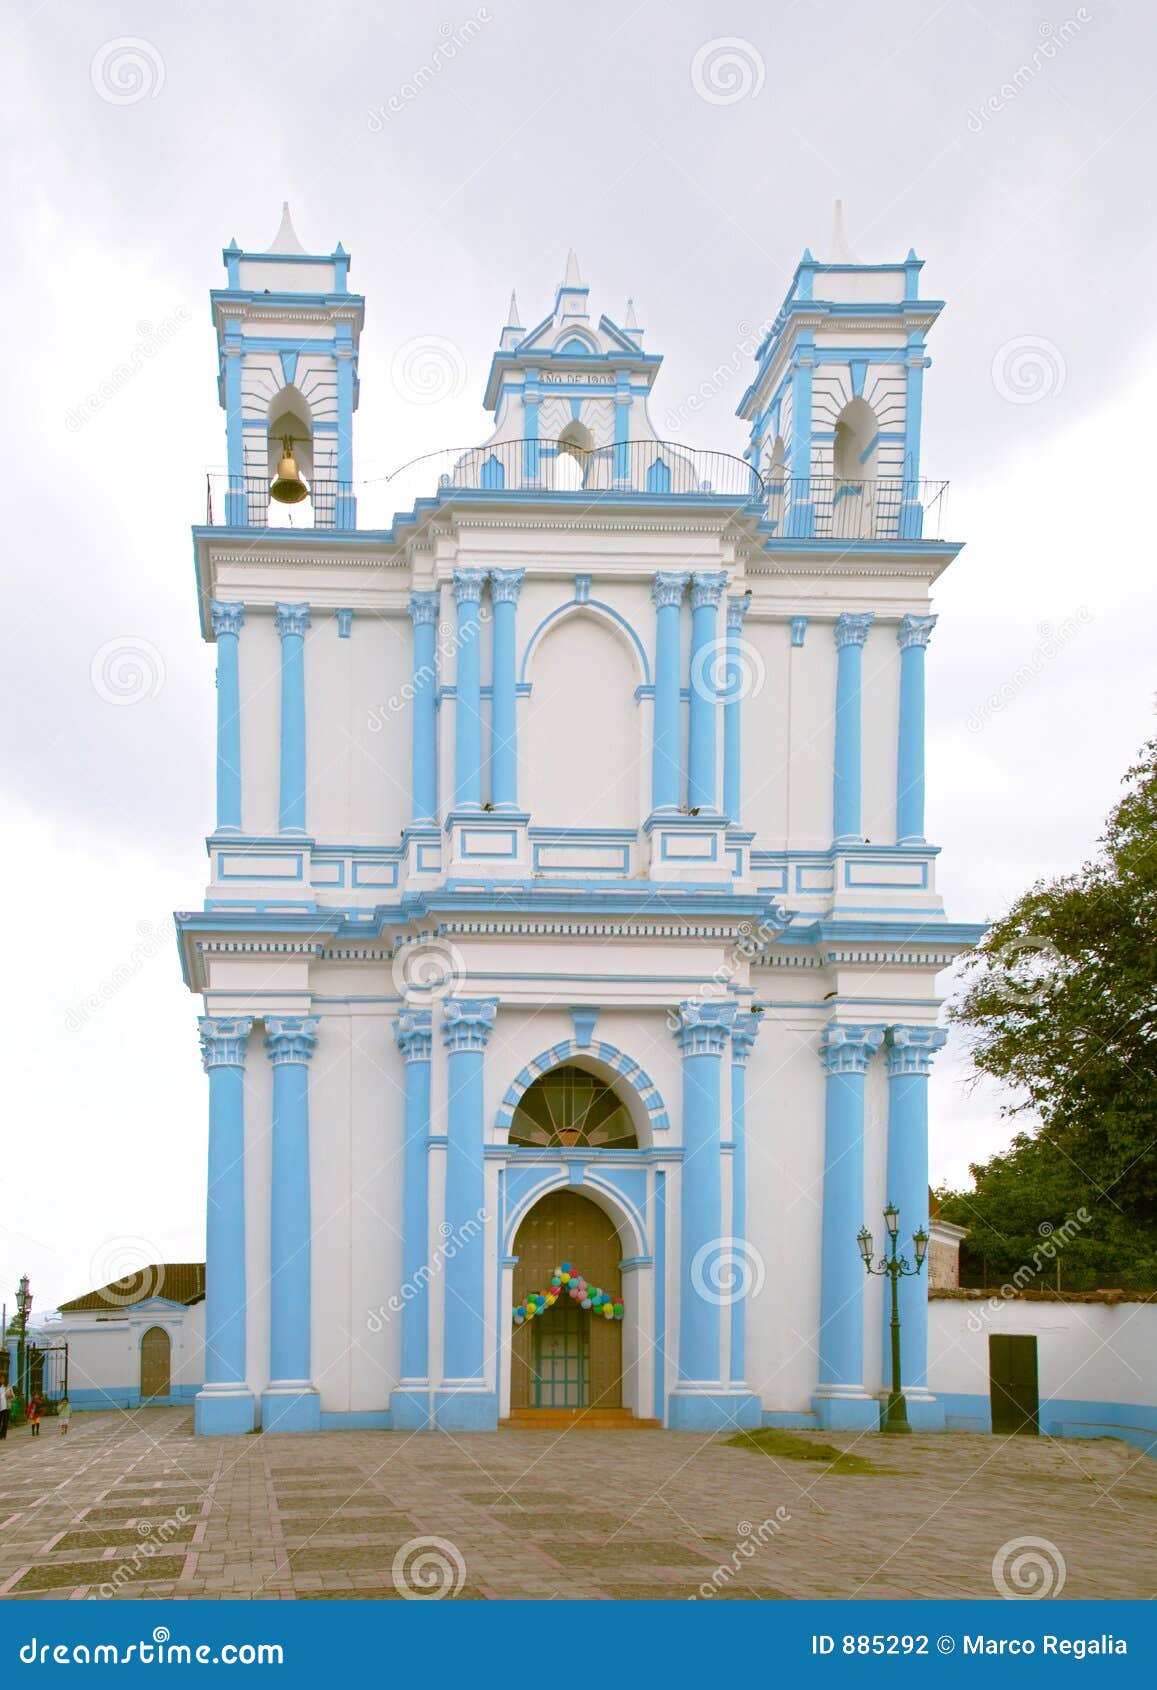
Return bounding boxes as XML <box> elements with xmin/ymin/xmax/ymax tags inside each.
<box><xmin>509</xmin><ymin>1065</ymin><xmax>638</xmax><ymax>1149</ymax></box>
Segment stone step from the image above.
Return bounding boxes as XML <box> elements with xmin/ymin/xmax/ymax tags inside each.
<box><xmin>501</xmin><ymin>1408</ymin><xmax>662</xmax><ymax>1430</ymax></box>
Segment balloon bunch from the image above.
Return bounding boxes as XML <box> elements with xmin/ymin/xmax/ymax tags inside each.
<box><xmin>512</xmin><ymin>1262</ymin><xmax>624</xmax><ymax>1326</ymax></box>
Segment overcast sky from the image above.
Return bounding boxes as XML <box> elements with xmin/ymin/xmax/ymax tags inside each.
<box><xmin>2</xmin><ymin>0</ymin><xmax>1151</xmax><ymax>1314</ymax></box>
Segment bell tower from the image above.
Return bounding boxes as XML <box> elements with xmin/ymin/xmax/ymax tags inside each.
<box><xmin>212</xmin><ymin>203</ymin><xmax>365</xmax><ymax>528</ymax></box>
<box><xmin>737</xmin><ymin>244</ymin><xmax>942</xmax><ymax>539</ymax></box>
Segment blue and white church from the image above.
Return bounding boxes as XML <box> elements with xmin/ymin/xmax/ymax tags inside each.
<box><xmin>178</xmin><ymin>208</ymin><xmax>983</xmax><ymax>1436</ymax></box>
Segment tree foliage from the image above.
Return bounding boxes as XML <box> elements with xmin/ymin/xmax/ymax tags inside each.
<box><xmin>941</xmin><ymin>738</ymin><xmax>1157</xmax><ymax>1281</ymax></box>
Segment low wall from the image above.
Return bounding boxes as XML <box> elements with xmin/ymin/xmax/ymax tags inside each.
<box><xmin>928</xmin><ymin>1291</ymin><xmax>1157</xmax><ymax>1454</ymax></box>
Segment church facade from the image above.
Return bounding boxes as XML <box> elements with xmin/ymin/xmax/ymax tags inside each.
<box><xmin>178</xmin><ymin>212</ymin><xmax>982</xmax><ymax>1435</ymax></box>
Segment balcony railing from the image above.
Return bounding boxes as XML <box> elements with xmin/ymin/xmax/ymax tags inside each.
<box><xmin>203</xmin><ymin>447</ymin><xmax>948</xmax><ymax>541</ymax></box>
<box><xmin>204</xmin><ymin>439</ymin><xmax>763</xmax><ymax>530</ymax></box>
<box><xmin>764</xmin><ymin>476</ymin><xmax>948</xmax><ymax>541</ymax></box>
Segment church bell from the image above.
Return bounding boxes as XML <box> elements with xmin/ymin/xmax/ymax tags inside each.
<box><xmin>270</xmin><ymin>436</ymin><xmax>309</xmax><ymax>505</ymax></box>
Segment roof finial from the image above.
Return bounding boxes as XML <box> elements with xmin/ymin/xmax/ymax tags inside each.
<box><xmin>830</xmin><ymin>199</ymin><xmax>858</xmax><ymax>263</ymax></box>
<box><xmin>505</xmin><ymin>289</ymin><xmax>521</xmax><ymax>327</ymax></box>
<box><xmin>562</xmin><ymin>248</ymin><xmax>583</xmax><ymax>288</ymax></box>
<box><xmin>267</xmin><ymin>201</ymin><xmax>308</xmax><ymax>256</ymax></box>
<box><xmin>624</xmin><ymin>297</ymin><xmax>639</xmax><ymax>330</ymax></box>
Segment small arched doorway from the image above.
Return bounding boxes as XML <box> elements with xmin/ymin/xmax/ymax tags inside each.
<box><xmin>139</xmin><ymin>1326</ymin><xmax>171</xmax><ymax>1400</ymax></box>
<box><xmin>510</xmin><ymin>1190</ymin><xmax>625</xmax><ymax>1412</ymax></box>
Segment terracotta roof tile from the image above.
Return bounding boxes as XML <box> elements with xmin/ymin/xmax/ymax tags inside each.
<box><xmin>58</xmin><ymin>1263</ymin><xmax>205</xmax><ymax>1312</ymax></box>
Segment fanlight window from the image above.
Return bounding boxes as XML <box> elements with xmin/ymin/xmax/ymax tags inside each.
<box><xmin>509</xmin><ymin>1065</ymin><xmax>638</xmax><ymax>1149</ymax></box>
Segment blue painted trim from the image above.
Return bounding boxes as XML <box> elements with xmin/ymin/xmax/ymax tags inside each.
<box><xmin>519</xmin><ymin>596</ymin><xmax>649</xmax><ymax>686</ymax></box>
<box><xmin>318</xmin><ymin>1410</ymin><xmax>393</xmax><ymax>1430</ymax></box>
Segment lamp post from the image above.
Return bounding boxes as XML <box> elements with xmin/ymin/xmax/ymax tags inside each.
<box><xmin>857</xmin><ymin>1205</ymin><xmax>928</xmax><ymax>1434</ymax></box>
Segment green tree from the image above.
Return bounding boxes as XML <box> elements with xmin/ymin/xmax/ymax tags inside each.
<box><xmin>941</xmin><ymin>737</ymin><xmax>1157</xmax><ymax>1284</ymax></box>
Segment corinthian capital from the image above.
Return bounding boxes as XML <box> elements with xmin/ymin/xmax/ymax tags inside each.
<box><xmin>198</xmin><ymin>1015</ymin><xmax>254</xmax><ymax>1071</ymax></box>
<box><xmin>897</xmin><ymin>613</ymin><xmax>938</xmax><ymax>651</ymax></box>
<box><xmin>884</xmin><ymin>1024</ymin><xmax>948</xmax><ymax>1076</ymax></box>
<box><xmin>274</xmin><ymin>602</ymin><xmax>311</xmax><ymax>640</ymax></box>
<box><xmin>264</xmin><ymin>1015</ymin><xmax>320</xmax><ymax>1066</ymax></box>
<box><xmin>451</xmin><ymin>568</ymin><xmax>488</xmax><ymax>606</ymax></box>
<box><xmin>690</xmin><ymin>571</ymin><xmax>728</xmax><ymax>611</ymax></box>
<box><xmin>210</xmin><ymin>601</ymin><xmax>245</xmax><ymax>639</ymax></box>
<box><xmin>834</xmin><ymin>612</ymin><xmax>874</xmax><ymax>650</ymax></box>
<box><xmin>819</xmin><ymin>1023</ymin><xmax>884</xmax><ymax>1074</ymax></box>
<box><xmin>489</xmin><ymin>568</ymin><xmax>525</xmax><ymax>605</ymax></box>
<box><xmin>651</xmin><ymin>571</ymin><xmax>689</xmax><ymax>610</ymax></box>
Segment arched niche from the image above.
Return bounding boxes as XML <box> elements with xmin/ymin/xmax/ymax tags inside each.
<box><xmin>522</xmin><ymin>608</ymin><xmax>643</xmax><ymax>828</ymax></box>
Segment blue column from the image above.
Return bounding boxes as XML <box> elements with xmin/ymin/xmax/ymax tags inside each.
<box><xmin>274</xmin><ymin>603</ymin><xmax>310</xmax><ymax>835</ymax></box>
<box><xmin>669</xmin><ymin>1001</ymin><xmax>733</xmax><ymax>1429</ymax></box>
<box><xmin>194</xmin><ymin>1016</ymin><xmax>255</xmax><ymax>1435</ymax></box>
<box><xmin>262</xmin><ymin>1015</ymin><xmax>321</xmax><ymax>1432</ymax></box>
<box><xmin>722</xmin><ymin>594</ymin><xmax>750</xmax><ymax>822</ymax></box>
<box><xmin>900</xmin><ymin>333</ymin><xmax>928</xmax><ymax>537</ymax></box>
<box><xmin>650</xmin><ymin>572</ymin><xmax>688</xmax><ymax>812</ymax></box>
<box><xmin>210</xmin><ymin>601</ymin><xmax>244</xmax><ymax>834</ymax></box>
<box><xmin>408</xmin><ymin>591</ymin><xmax>440</xmax><ymax>826</ymax></box>
<box><xmin>613</xmin><ymin>379</ymin><xmax>630</xmax><ymax>483</ymax></box>
<box><xmin>438</xmin><ymin>998</ymin><xmax>497</xmax><ymax>1429</ymax></box>
<box><xmin>489</xmin><ymin>569</ymin><xmax>524</xmax><ymax>810</ymax></box>
<box><xmin>786</xmin><ymin>341</ymin><xmax>815</xmax><ymax>537</ymax></box>
<box><xmin>223</xmin><ymin>338</ymin><xmax>246</xmax><ymax>526</ymax></box>
<box><xmin>451</xmin><ymin>569</ymin><xmax>487</xmax><ymax>810</ymax></box>
<box><xmin>335</xmin><ymin>326</ymin><xmax>356</xmax><ymax>528</ymax></box>
<box><xmin>884</xmin><ymin>1025</ymin><xmax>947</xmax><ymax>1425</ymax></box>
<box><xmin>815</xmin><ymin>1023</ymin><xmax>883</xmax><ymax>1430</ymax></box>
<box><xmin>688</xmin><ymin>572</ymin><xmax>727</xmax><ymax>812</ymax></box>
<box><xmin>523</xmin><ymin>389</ymin><xmax>540</xmax><ymax>482</ymax></box>
<box><xmin>896</xmin><ymin>614</ymin><xmax>936</xmax><ymax>845</ymax></box>
<box><xmin>728</xmin><ymin>1011</ymin><xmax>761</xmax><ymax>1393</ymax></box>
<box><xmin>832</xmin><ymin>612</ymin><xmax>874</xmax><ymax>845</ymax></box>
<box><xmin>391</xmin><ymin>1009</ymin><xmax>433</xmax><ymax>1429</ymax></box>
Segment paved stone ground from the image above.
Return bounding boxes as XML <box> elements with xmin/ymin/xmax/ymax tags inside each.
<box><xmin>0</xmin><ymin>1409</ymin><xmax>1153</xmax><ymax>1601</ymax></box>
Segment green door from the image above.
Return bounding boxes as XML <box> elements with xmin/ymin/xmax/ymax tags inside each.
<box><xmin>532</xmin><ymin>1297</ymin><xmax>589</xmax><ymax>1408</ymax></box>
<box><xmin>989</xmin><ymin>1334</ymin><xmax>1039</xmax><ymax>1434</ymax></box>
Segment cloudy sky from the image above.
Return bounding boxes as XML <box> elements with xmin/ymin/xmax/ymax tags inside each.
<box><xmin>2</xmin><ymin>0</ymin><xmax>1150</xmax><ymax>1313</ymax></box>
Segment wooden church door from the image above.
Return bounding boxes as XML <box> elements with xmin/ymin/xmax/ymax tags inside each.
<box><xmin>510</xmin><ymin>1190</ymin><xmax>623</xmax><ymax>1412</ymax></box>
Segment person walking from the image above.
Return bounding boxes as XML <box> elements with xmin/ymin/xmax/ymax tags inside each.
<box><xmin>27</xmin><ymin>1396</ymin><xmax>41</xmax><ymax>1437</ymax></box>
<box><xmin>58</xmin><ymin>1396</ymin><xmax>71</xmax><ymax>1435</ymax></box>
<box><xmin>0</xmin><ymin>1380</ymin><xmax>12</xmax><ymax>1440</ymax></box>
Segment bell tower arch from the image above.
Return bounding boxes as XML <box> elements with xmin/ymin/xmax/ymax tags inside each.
<box><xmin>213</xmin><ymin>203</ymin><xmax>364</xmax><ymax>528</ymax></box>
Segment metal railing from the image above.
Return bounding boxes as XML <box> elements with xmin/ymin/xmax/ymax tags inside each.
<box><xmin>765</xmin><ymin>476</ymin><xmax>948</xmax><ymax>541</ymax></box>
<box><xmin>203</xmin><ymin>452</ymin><xmax>948</xmax><ymax>541</ymax></box>
<box><xmin>204</xmin><ymin>439</ymin><xmax>763</xmax><ymax>529</ymax></box>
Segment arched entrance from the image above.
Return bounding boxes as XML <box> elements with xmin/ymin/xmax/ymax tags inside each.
<box><xmin>510</xmin><ymin>1190</ymin><xmax>624</xmax><ymax>1413</ymax></box>
<box><xmin>139</xmin><ymin>1326</ymin><xmax>171</xmax><ymax>1400</ymax></box>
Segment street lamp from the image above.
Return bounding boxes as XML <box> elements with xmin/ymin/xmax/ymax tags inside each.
<box><xmin>858</xmin><ymin>1206</ymin><xmax>928</xmax><ymax>1434</ymax></box>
